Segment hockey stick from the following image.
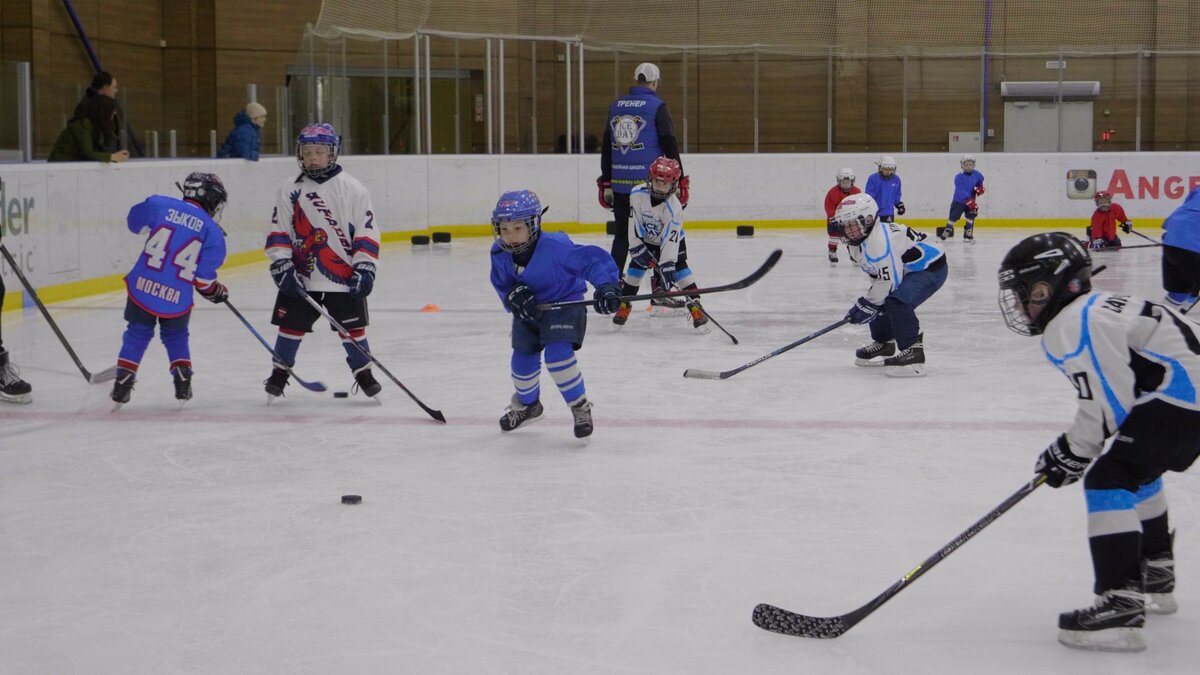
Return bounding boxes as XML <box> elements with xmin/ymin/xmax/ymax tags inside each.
<box><xmin>683</xmin><ymin>318</ymin><xmax>850</xmax><ymax>380</ymax></box>
<box><xmin>752</xmin><ymin>474</ymin><xmax>1047</xmax><ymax>638</ymax></box>
<box><xmin>299</xmin><ymin>291</ymin><xmax>446</xmax><ymax>423</ymax></box>
<box><xmin>222</xmin><ymin>299</ymin><xmax>327</xmax><ymax>392</ymax></box>
<box><xmin>537</xmin><ymin>249</ymin><xmax>783</xmax><ymax>310</ymax></box>
<box><xmin>654</xmin><ymin>268</ymin><xmax>740</xmax><ymax>345</ymax></box>
<box><xmin>1127</xmin><ymin>228</ymin><xmax>1161</xmax><ymax>246</ymax></box>
<box><xmin>0</xmin><ymin>244</ymin><xmax>115</xmax><ymax>384</ymax></box>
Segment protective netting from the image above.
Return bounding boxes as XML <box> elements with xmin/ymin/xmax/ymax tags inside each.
<box><xmin>311</xmin><ymin>0</ymin><xmax>1200</xmax><ymax>55</ymax></box>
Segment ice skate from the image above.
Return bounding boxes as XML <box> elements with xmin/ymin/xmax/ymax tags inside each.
<box><xmin>1057</xmin><ymin>584</ymin><xmax>1146</xmax><ymax>653</ymax></box>
<box><xmin>963</xmin><ymin>225</ymin><xmax>975</xmax><ymax>243</ymax></box>
<box><xmin>172</xmin><ymin>366</ymin><xmax>193</xmax><ymax>405</ymax></box>
<box><xmin>110</xmin><ymin>368</ymin><xmax>135</xmax><ymax>411</ymax></box>
<box><xmin>828</xmin><ymin>249</ymin><xmax>838</xmax><ymax>264</ymax></box>
<box><xmin>571</xmin><ymin>398</ymin><xmax>594</xmax><ymax>439</ymax></box>
<box><xmin>938</xmin><ymin>224</ymin><xmax>953</xmax><ymax>241</ymax></box>
<box><xmin>1144</xmin><ymin>536</ymin><xmax>1177</xmax><ymax>615</ymax></box>
<box><xmin>883</xmin><ymin>335</ymin><xmax>925</xmax><ymax>377</ymax></box>
<box><xmin>687</xmin><ymin>300</ymin><xmax>711</xmax><ymax>334</ymax></box>
<box><xmin>0</xmin><ymin>348</ymin><xmax>32</xmax><ymax>404</ymax></box>
<box><xmin>499</xmin><ymin>393</ymin><xmax>544</xmax><ymax>432</ymax></box>
<box><xmin>353</xmin><ymin>366</ymin><xmax>383</xmax><ymax>401</ymax></box>
<box><xmin>855</xmin><ymin>339</ymin><xmax>896</xmax><ymax>367</ymax></box>
<box><xmin>612</xmin><ymin>301</ymin><xmax>632</xmax><ymax>327</ymax></box>
<box><xmin>264</xmin><ymin>366</ymin><xmax>289</xmax><ymax>402</ymax></box>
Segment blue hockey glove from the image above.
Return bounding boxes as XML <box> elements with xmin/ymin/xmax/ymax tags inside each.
<box><xmin>629</xmin><ymin>244</ymin><xmax>656</xmax><ymax>270</ymax></box>
<box><xmin>197</xmin><ymin>280</ymin><xmax>228</xmax><ymax>304</ymax></box>
<box><xmin>593</xmin><ymin>283</ymin><xmax>622</xmax><ymax>315</ymax></box>
<box><xmin>270</xmin><ymin>259</ymin><xmax>304</xmax><ymax>297</ymax></box>
<box><xmin>658</xmin><ymin>261</ymin><xmax>677</xmax><ymax>286</ymax></box>
<box><xmin>845</xmin><ymin>297</ymin><xmax>881</xmax><ymax>325</ymax></box>
<box><xmin>506</xmin><ymin>284</ymin><xmax>541</xmax><ymax>323</ymax></box>
<box><xmin>1035</xmin><ymin>434</ymin><xmax>1091</xmax><ymax>488</ymax></box>
<box><xmin>348</xmin><ymin>262</ymin><xmax>376</xmax><ymax>299</ymax></box>
<box><xmin>895</xmin><ymin>201</ymin><xmax>906</xmax><ymax>216</ymax></box>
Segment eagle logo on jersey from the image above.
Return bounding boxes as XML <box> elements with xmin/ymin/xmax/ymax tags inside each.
<box><xmin>291</xmin><ymin>202</ymin><xmax>353</xmax><ymax>284</ymax></box>
<box><xmin>610</xmin><ymin>115</ymin><xmax>648</xmax><ymax>155</ymax></box>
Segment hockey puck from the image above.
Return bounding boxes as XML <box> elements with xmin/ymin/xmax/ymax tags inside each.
<box><xmin>411</xmin><ymin>234</ymin><xmax>431</xmax><ymax>245</ymax></box>
<box><xmin>341</xmin><ymin>494</ymin><xmax>362</xmax><ymax>505</ymax></box>
<box><xmin>333</xmin><ymin>391</ymin><xmax>349</xmax><ymax>398</ymax></box>
<box><xmin>605</xmin><ymin>220</ymin><xmax>618</xmax><ymax>235</ymax></box>
<box><xmin>432</xmin><ymin>231</ymin><xmax>452</xmax><ymax>243</ymax></box>
<box><xmin>736</xmin><ymin>224</ymin><xmax>755</xmax><ymax>237</ymax></box>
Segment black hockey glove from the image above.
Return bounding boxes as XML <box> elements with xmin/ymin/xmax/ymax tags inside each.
<box><xmin>506</xmin><ymin>284</ymin><xmax>542</xmax><ymax>323</ymax></box>
<box><xmin>1035</xmin><ymin>434</ymin><xmax>1091</xmax><ymax>488</ymax></box>
<box><xmin>270</xmin><ymin>259</ymin><xmax>304</xmax><ymax>297</ymax></box>
<box><xmin>1121</xmin><ymin>220</ymin><xmax>1133</xmax><ymax>234</ymax></box>
<box><xmin>197</xmin><ymin>280</ymin><xmax>228</xmax><ymax>304</ymax></box>
<box><xmin>629</xmin><ymin>244</ymin><xmax>656</xmax><ymax>270</ymax></box>
<box><xmin>348</xmin><ymin>262</ymin><xmax>376</xmax><ymax>299</ymax></box>
<box><xmin>895</xmin><ymin>201</ymin><xmax>906</xmax><ymax>216</ymax></box>
<box><xmin>845</xmin><ymin>297</ymin><xmax>881</xmax><ymax>325</ymax></box>
<box><xmin>593</xmin><ymin>283</ymin><xmax>622</xmax><ymax>315</ymax></box>
<box><xmin>657</xmin><ymin>261</ymin><xmax>677</xmax><ymax>286</ymax></box>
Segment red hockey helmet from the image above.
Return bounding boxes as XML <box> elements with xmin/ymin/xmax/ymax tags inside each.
<box><xmin>1094</xmin><ymin>191</ymin><xmax>1113</xmax><ymax>209</ymax></box>
<box><xmin>647</xmin><ymin>156</ymin><xmax>682</xmax><ymax>200</ymax></box>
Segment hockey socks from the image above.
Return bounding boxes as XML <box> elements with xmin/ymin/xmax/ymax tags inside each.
<box><xmin>545</xmin><ymin>341</ymin><xmax>585</xmax><ymax>407</ymax></box>
<box><xmin>511</xmin><ymin>350</ymin><xmax>541</xmax><ymax>405</ymax></box>
<box><xmin>118</xmin><ymin>322</ymin><xmax>155</xmax><ymax>369</ymax></box>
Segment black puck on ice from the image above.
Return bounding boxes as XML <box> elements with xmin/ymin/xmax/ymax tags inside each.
<box><xmin>736</xmin><ymin>224</ymin><xmax>755</xmax><ymax>237</ymax></box>
<box><xmin>411</xmin><ymin>234</ymin><xmax>431</xmax><ymax>245</ymax></box>
<box><xmin>341</xmin><ymin>495</ymin><xmax>362</xmax><ymax>505</ymax></box>
<box><xmin>333</xmin><ymin>391</ymin><xmax>349</xmax><ymax>398</ymax></box>
<box><xmin>432</xmin><ymin>231</ymin><xmax>452</xmax><ymax>243</ymax></box>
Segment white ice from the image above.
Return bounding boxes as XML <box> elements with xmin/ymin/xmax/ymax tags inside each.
<box><xmin>1</xmin><ymin>230</ymin><xmax>1196</xmax><ymax>674</ymax></box>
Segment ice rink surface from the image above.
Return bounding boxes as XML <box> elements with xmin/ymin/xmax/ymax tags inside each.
<box><xmin>1</xmin><ymin>228</ymin><xmax>1197</xmax><ymax>674</ymax></box>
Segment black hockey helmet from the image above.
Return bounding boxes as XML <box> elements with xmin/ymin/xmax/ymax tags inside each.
<box><xmin>178</xmin><ymin>172</ymin><xmax>228</xmax><ymax>222</ymax></box>
<box><xmin>997</xmin><ymin>232</ymin><xmax>1092</xmax><ymax>336</ymax></box>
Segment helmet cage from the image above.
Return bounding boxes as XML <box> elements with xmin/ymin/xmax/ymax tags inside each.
<box><xmin>997</xmin><ymin>233</ymin><xmax>1092</xmax><ymax>336</ymax></box>
<box><xmin>832</xmin><ymin>194</ymin><xmax>879</xmax><ymax>244</ymax></box>
<box><xmin>296</xmin><ymin>123</ymin><xmax>341</xmax><ymax>179</ymax></box>
<box><xmin>492</xmin><ymin>190</ymin><xmax>543</xmax><ymax>255</ymax></box>
<box><xmin>180</xmin><ymin>172</ymin><xmax>228</xmax><ymax>223</ymax></box>
<box><xmin>1095</xmin><ymin>192</ymin><xmax>1113</xmax><ymax>209</ymax></box>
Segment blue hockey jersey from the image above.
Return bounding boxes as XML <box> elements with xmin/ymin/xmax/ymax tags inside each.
<box><xmin>953</xmin><ymin>171</ymin><xmax>985</xmax><ymax>204</ymax></box>
<box><xmin>490</xmin><ymin>231</ymin><xmax>619</xmax><ymax>308</ymax></box>
<box><xmin>124</xmin><ymin>195</ymin><xmax>227</xmax><ymax>318</ymax></box>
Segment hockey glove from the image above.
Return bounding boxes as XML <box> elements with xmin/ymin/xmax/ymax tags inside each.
<box><xmin>965</xmin><ymin>197</ymin><xmax>978</xmax><ymax>212</ymax></box>
<box><xmin>895</xmin><ymin>201</ymin><xmax>906</xmax><ymax>216</ymax></box>
<box><xmin>1035</xmin><ymin>434</ymin><xmax>1091</xmax><ymax>488</ymax></box>
<box><xmin>974</xmin><ymin>184</ymin><xmax>986</xmax><ymax>196</ymax></box>
<box><xmin>270</xmin><ymin>258</ymin><xmax>304</xmax><ymax>297</ymax></box>
<box><xmin>1089</xmin><ymin>239</ymin><xmax>1108</xmax><ymax>251</ymax></box>
<box><xmin>629</xmin><ymin>244</ymin><xmax>657</xmax><ymax>270</ymax></box>
<box><xmin>1121</xmin><ymin>220</ymin><xmax>1133</xmax><ymax>234</ymax></box>
<box><xmin>677</xmin><ymin>175</ymin><xmax>691</xmax><ymax>209</ymax></box>
<box><xmin>348</xmin><ymin>262</ymin><xmax>376</xmax><ymax>299</ymax></box>
<box><xmin>197</xmin><ymin>280</ymin><xmax>228</xmax><ymax>304</ymax></box>
<box><xmin>506</xmin><ymin>284</ymin><xmax>542</xmax><ymax>323</ymax></box>
<box><xmin>597</xmin><ymin>177</ymin><xmax>613</xmax><ymax>210</ymax></box>
<box><xmin>658</xmin><ymin>261</ymin><xmax>677</xmax><ymax>286</ymax></box>
<box><xmin>845</xmin><ymin>297</ymin><xmax>882</xmax><ymax>325</ymax></box>
<box><xmin>593</xmin><ymin>283</ymin><xmax>622</xmax><ymax>315</ymax></box>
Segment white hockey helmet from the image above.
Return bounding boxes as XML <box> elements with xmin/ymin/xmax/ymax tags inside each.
<box><xmin>876</xmin><ymin>155</ymin><xmax>897</xmax><ymax>171</ymax></box>
<box><xmin>832</xmin><ymin>193</ymin><xmax>879</xmax><ymax>244</ymax></box>
<box><xmin>960</xmin><ymin>154</ymin><xmax>977</xmax><ymax>171</ymax></box>
<box><xmin>836</xmin><ymin>167</ymin><xmax>856</xmax><ymax>187</ymax></box>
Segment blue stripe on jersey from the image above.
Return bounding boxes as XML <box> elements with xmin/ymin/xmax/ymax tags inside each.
<box><xmin>1043</xmin><ymin>294</ymin><xmax>1129</xmax><ymax>426</ymax></box>
<box><xmin>903</xmin><ymin>242</ymin><xmax>943</xmax><ymax>272</ymax></box>
<box><xmin>865</xmin><ymin>226</ymin><xmax>900</xmax><ymax>290</ymax></box>
<box><xmin>1085</xmin><ymin>488</ymin><xmax>1136</xmax><ymax>513</ymax></box>
<box><xmin>352</xmin><ymin>238</ymin><xmax>381</xmax><ymax>258</ymax></box>
<box><xmin>1140</xmin><ymin>348</ymin><xmax>1197</xmax><ymax>404</ymax></box>
<box><xmin>266</xmin><ymin>233</ymin><xmax>291</xmax><ymax>248</ymax></box>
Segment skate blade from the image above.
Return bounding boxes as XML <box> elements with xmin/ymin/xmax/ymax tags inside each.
<box><xmin>499</xmin><ymin>413</ymin><xmax>545</xmax><ymax>433</ymax></box>
<box><xmin>854</xmin><ymin>357</ymin><xmax>889</xmax><ymax>367</ymax></box>
<box><xmin>693</xmin><ymin>323</ymin><xmax>712</xmax><ymax>335</ymax></box>
<box><xmin>1148</xmin><ymin>593</ymin><xmax>1177</xmax><ymax>615</ymax></box>
<box><xmin>884</xmin><ymin>364</ymin><xmax>926</xmax><ymax>378</ymax></box>
<box><xmin>0</xmin><ymin>392</ymin><xmax>33</xmax><ymax>405</ymax></box>
<box><xmin>1057</xmin><ymin>627</ymin><xmax>1145</xmax><ymax>653</ymax></box>
<box><xmin>176</xmin><ymin>399</ymin><xmax>190</xmax><ymax>409</ymax></box>
<box><xmin>110</xmin><ymin>401</ymin><xmax>127</xmax><ymax>412</ymax></box>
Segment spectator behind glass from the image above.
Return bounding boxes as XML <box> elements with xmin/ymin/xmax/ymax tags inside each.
<box><xmin>218</xmin><ymin>102</ymin><xmax>267</xmax><ymax>161</ymax></box>
<box><xmin>72</xmin><ymin>71</ymin><xmax>122</xmax><ymax>152</ymax></box>
<box><xmin>48</xmin><ymin>93</ymin><xmax>129</xmax><ymax>163</ymax></box>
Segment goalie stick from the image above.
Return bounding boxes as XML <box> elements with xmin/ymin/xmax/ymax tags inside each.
<box><xmin>300</xmin><ymin>291</ymin><xmax>446</xmax><ymax>423</ymax></box>
<box><xmin>222</xmin><ymin>300</ymin><xmax>327</xmax><ymax>392</ymax></box>
<box><xmin>0</xmin><ymin>244</ymin><xmax>115</xmax><ymax>384</ymax></box>
<box><xmin>683</xmin><ymin>318</ymin><xmax>849</xmax><ymax>380</ymax></box>
<box><xmin>752</xmin><ymin>474</ymin><xmax>1046</xmax><ymax>638</ymax></box>
<box><xmin>536</xmin><ymin>249</ymin><xmax>783</xmax><ymax>310</ymax></box>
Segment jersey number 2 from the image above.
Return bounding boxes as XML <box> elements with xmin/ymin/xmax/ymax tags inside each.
<box><xmin>143</xmin><ymin>227</ymin><xmax>202</xmax><ymax>281</ymax></box>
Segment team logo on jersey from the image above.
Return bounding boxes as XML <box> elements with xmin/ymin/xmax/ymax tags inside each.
<box><xmin>292</xmin><ymin>203</ymin><xmax>352</xmax><ymax>283</ymax></box>
<box><xmin>610</xmin><ymin>115</ymin><xmax>648</xmax><ymax>155</ymax></box>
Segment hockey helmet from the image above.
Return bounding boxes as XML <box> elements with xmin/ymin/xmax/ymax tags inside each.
<box><xmin>179</xmin><ymin>172</ymin><xmax>228</xmax><ymax>222</ymax></box>
<box><xmin>836</xmin><ymin>167</ymin><xmax>856</xmax><ymax>189</ymax></box>
<box><xmin>832</xmin><ymin>193</ymin><xmax>879</xmax><ymax>244</ymax></box>
<box><xmin>647</xmin><ymin>156</ymin><xmax>682</xmax><ymax>201</ymax></box>
<box><xmin>997</xmin><ymin>232</ymin><xmax>1092</xmax><ymax>336</ymax></box>
<box><xmin>960</xmin><ymin>154</ymin><xmax>977</xmax><ymax>172</ymax></box>
<box><xmin>876</xmin><ymin>156</ymin><xmax>897</xmax><ymax>173</ymax></box>
<box><xmin>492</xmin><ymin>190</ymin><xmax>544</xmax><ymax>254</ymax></box>
<box><xmin>1094</xmin><ymin>191</ymin><xmax>1113</xmax><ymax>209</ymax></box>
<box><xmin>296</xmin><ymin>123</ymin><xmax>340</xmax><ymax>179</ymax></box>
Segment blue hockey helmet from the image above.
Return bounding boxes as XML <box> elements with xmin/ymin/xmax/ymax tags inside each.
<box><xmin>492</xmin><ymin>190</ymin><xmax>544</xmax><ymax>254</ymax></box>
<box><xmin>296</xmin><ymin>123</ymin><xmax>340</xmax><ymax>179</ymax></box>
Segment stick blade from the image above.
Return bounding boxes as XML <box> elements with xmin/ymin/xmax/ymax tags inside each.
<box><xmin>89</xmin><ymin>366</ymin><xmax>118</xmax><ymax>384</ymax></box>
<box><xmin>427</xmin><ymin>408</ymin><xmax>447</xmax><ymax>423</ymax></box>
<box><xmin>296</xmin><ymin>379</ymin><xmax>328</xmax><ymax>392</ymax></box>
<box><xmin>752</xmin><ymin>603</ymin><xmax>849</xmax><ymax>638</ymax></box>
<box><xmin>682</xmin><ymin>368</ymin><xmax>723</xmax><ymax>380</ymax></box>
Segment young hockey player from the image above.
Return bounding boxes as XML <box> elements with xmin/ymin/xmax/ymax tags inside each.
<box><xmin>263</xmin><ymin>123</ymin><xmax>382</xmax><ymax>401</ymax></box>
<box><xmin>1086</xmin><ymin>191</ymin><xmax>1131</xmax><ymax>250</ymax></box>
<box><xmin>823</xmin><ymin>167</ymin><xmax>860</xmax><ymax>263</ymax></box>
<box><xmin>0</xmin><ymin>194</ymin><xmax>32</xmax><ymax>402</ymax></box>
<box><xmin>832</xmin><ymin>193</ymin><xmax>948</xmax><ymax>377</ymax></box>
<box><xmin>865</xmin><ymin>156</ymin><xmax>904</xmax><ymax>223</ymax></box>
<box><xmin>998</xmin><ymin>232</ymin><xmax>1197</xmax><ymax>653</ymax></box>
<box><xmin>111</xmin><ymin>172</ymin><xmax>229</xmax><ymax>406</ymax></box>
<box><xmin>489</xmin><ymin>190</ymin><xmax>621</xmax><ymax>439</ymax></box>
<box><xmin>941</xmin><ymin>154</ymin><xmax>985</xmax><ymax>242</ymax></box>
<box><xmin>611</xmin><ymin>156</ymin><xmax>709</xmax><ymax>332</ymax></box>
<box><xmin>1161</xmin><ymin>186</ymin><xmax>1200</xmax><ymax>312</ymax></box>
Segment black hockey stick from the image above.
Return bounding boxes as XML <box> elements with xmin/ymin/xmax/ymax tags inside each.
<box><xmin>683</xmin><ymin>318</ymin><xmax>849</xmax><ymax>380</ymax></box>
<box><xmin>537</xmin><ymin>249</ymin><xmax>783</xmax><ymax>310</ymax></box>
<box><xmin>300</xmin><ymin>291</ymin><xmax>446</xmax><ymax>423</ymax></box>
<box><xmin>1127</xmin><ymin>228</ymin><xmax>1161</xmax><ymax>246</ymax></box>
<box><xmin>222</xmin><ymin>300</ymin><xmax>327</xmax><ymax>392</ymax></box>
<box><xmin>654</xmin><ymin>268</ymin><xmax>740</xmax><ymax>345</ymax></box>
<box><xmin>752</xmin><ymin>474</ymin><xmax>1047</xmax><ymax>638</ymax></box>
<box><xmin>0</xmin><ymin>244</ymin><xmax>115</xmax><ymax>384</ymax></box>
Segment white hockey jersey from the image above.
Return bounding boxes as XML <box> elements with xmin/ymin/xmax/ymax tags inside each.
<box><xmin>628</xmin><ymin>183</ymin><xmax>685</xmax><ymax>264</ymax></box>
<box><xmin>265</xmin><ymin>170</ymin><xmax>381</xmax><ymax>293</ymax></box>
<box><xmin>1044</xmin><ymin>292</ymin><xmax>1200</xmax><ymax>459</ymax></box>
<box><xmin>847</xmin><ymin>221</ymin><xmax>944</xmax><ymax>305</ymax></box>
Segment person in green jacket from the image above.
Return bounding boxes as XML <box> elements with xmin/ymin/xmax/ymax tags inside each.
<box><xmin>48</xmin><ymin>94</ymin><xmax>129</xmax><ymax>163</ymax></box>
